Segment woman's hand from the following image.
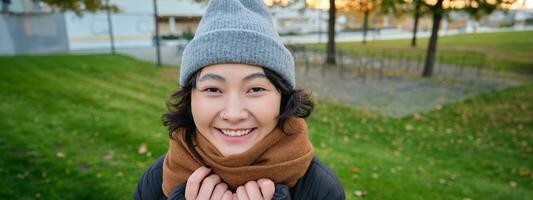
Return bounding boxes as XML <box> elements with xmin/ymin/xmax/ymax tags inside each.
<box><xmin>185</xmin><ymin>166</ymin><xmax>233</xmax><ymax>200</ymax></box>
<box><xmin>234</xmin><ymin>178</ymin><xmax>275</xmax><ymax>200</ymax></box>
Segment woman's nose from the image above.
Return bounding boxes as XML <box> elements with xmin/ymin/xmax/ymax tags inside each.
<box><xmin>221</xmin><ymin>96</ymin><xmax>249</xmax><ymax>121</ymax></box>
<box><xmin>221</xmin><ymin>110</ymin><xmax>248</xmax><ymax>121</ymax></box>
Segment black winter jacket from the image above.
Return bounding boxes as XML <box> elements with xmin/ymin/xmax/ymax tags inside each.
<box><xmin>134</xmin><ymin>155</ymin><xmax>345</xmax><ymax>200</ymax></box>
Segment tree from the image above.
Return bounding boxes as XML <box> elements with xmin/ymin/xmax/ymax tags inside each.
<box><xmin>1</xmin><ymin>0</ymin><xmax>10</xmax><ymax>13</ymax></box>
<box><xmin>38</xmin><ymin>0</ymin><xmax>119</xmax><ymax>16</ymax></box>
<box><xmin>340</xmin><ymin>0</ymin><xmax>381</xmax><ymax>45</ymax></box>
<box><xmin>462</xmin><ymin>0</ymin><xmax>499</xmax><ymax>33</ymax></box>
<box><xmin>270</xmin><ymin>0</ymin><xmax>336</xmax><ymax>64</ymax></box>
<box><xmin>410</xmin><ymin>0</ymin><xmax>432</xmax><ymax>47</ymax></box>
<box><xmin>268</xmin><ymin>0</ymin><xmax>293</xmax><ymax>5</ymax></box>
<box><xmin>327</xmin><ymin>0</ymin><xmax>337</xmax><ymax>64</ymax></box>
<box><xmin>299</xmin><ymin>0</ymin><xmax>337</xmax><ymax>64</ymax></box>
<box><xmin>379</xmin><ymin>0</ymin><xmax>431</xmax><ymax>48</ymax></box>
<box><xmin>421</xmin><ymin>0</ymin><xmax>514</xmax><ymax>77</ymax></box>
<box><xmin>421</xmin><ymin>0</ymin><xmax>443</xmax><ymax>77</ymax></box>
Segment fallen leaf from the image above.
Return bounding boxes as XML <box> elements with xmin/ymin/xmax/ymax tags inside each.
<box><xmin>56</xmin><ymin>152</ymin><xmax>65</xmax><ymax>158</ymax></box>
<box><xmin>138</xmin><ymin>143</ymin><xmax>148</xmax><ymax>154</ymax></box>
<box><xmin>343</xmin><ymin>136</ymin><xmax>349</xmax><ymax>143</ymax></box>
<box><xmin>104</xmin><ymin>150</ymin><xmax>115</xmax><ymax>160</ymax></box>
<box><xmin>354</xmin><ymin>190</ymin><xmax>367</xmax><ymax>198</ymax></box>
<box><xmin>413</xmin><ymin>113</ymin><xmax>421</xmax><ymax>120</ymax></box>
<box><xmin>519</xmin><ymin>169</ymin><xmax>530</xmax><ymax>177</ymax></box>
<box><xmin>509</xmin><ymin>181</ymin><xmax>517</xmax><ymax>188</ymax></box>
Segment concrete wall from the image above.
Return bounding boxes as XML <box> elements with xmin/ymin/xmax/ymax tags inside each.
<box><xmin>0</xmin><ymin>15</ymin><xmax>15</xmax><ymax>55</ymax></box>
<box><xmin>64</xmin><ymin>11</ymin><xmax>154</xmax><ymax>50</ymax></box>
<box><xmin>0</xmin><ymin>13</ymin><xmax>69</xmax><ymax>55</ymax></box>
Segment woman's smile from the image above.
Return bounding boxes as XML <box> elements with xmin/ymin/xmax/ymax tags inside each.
<box><xmin>217</xmin><ymin>128</ymin><xmax>255</xmax><ymax>137</ymax></box>
<box><xmin>214</xmin><ymin>127</ymin><xmax>257</xmax><ymax>142</ymax></box>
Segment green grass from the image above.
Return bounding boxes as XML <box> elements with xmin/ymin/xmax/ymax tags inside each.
<box><xmin>304</xmin><ymin>30</ymin><xmax>533</xmax><ymax>74</ymax></box>
<box><xmin>0</xmin><ymin>54</ymin><xmax>531</xmax><ymax>199</ymax></box>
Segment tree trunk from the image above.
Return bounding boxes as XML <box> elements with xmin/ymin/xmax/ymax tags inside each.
<box><xmin>1</xmin><ymin>0</ymin><xmax>10</xmax><ymax>13</ymax></box>
<box><xmin>326</xmin><ymin>0</ymin><xmax>336</xmax><ymax>65</ymax></box>
<box><xmin>106</xmin><ymin>0</ymin><xmax>116</xmax><ymax>55</ymax></box>
<box><xmin>422</xmin><ymin>0</ymin><xmax>443</xmax><ymax>77</ymax></box>
<box><xmin>153</xmin><ymin>0</ymin><xmax>161</xmax><ymax>67</ymax></box>
<box><xmin>362</xmin><ymin>10</ymin><xmax>369</xmax><ymax>45</ymax></box>
<box><xmin>411</xmin><ymin>0</ymin><xmax>421</xmax><ymax>47</ymax></box>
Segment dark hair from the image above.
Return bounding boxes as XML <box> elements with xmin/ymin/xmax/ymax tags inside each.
<box><xmin>162</xmin><ymin>67</ymin><xmax>314</xmax><ymax>162</ymax></box>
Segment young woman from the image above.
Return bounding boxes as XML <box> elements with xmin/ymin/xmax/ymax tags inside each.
<box><xmin>135</xmin><ymin>0</ymin><xmax>345</xmax><ymax>199</ymax></box>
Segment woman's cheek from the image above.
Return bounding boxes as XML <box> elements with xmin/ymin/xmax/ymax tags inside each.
<box><xmin>192</xmin><ymin>96</ymin><xmax>221</xmax><ymax>125</ymax></box>
<box><xmin>249</xmin><ymin>95</ymin><xmax>280</xmax><ymax>120</ymax></box>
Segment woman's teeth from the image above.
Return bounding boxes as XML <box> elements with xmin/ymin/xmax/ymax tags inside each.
<box><xmin>220</xmin><ymin>129</ymin><xmax>253</xmax><ymax>137</ymax></box>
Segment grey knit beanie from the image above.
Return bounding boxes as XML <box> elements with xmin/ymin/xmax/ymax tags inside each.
<box><xmin>179</xmin><ymin>0</ymin><xmax>296</xmax><ymax>88</ymax></box>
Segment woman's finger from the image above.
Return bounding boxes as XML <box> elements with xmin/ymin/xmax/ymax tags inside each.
<box><xmin>185</xmin><ymin>166</ymin><xmax>211</xmax><ymax>200</ymax></box>
<box><xmin>221</xmin><ymin>190</ymin><xmax>233</xmax><ymax>200</ymax></box>
<box><xmin>196</xmin><ymin>174</ymin><xmax>221</xmax><ymax>200</ymax></box>
<box><xmin>244</xmin><ymin>181</ymin><xmax>263</xmax><ymax>200</ymax></box>
<box><xmin>236</xmin><ymin>186</ymin><xmax>249</xmax><ymax>200</ymax></box>
<box><xmin>210</xmin><ymin>183</ymin><xmax>228</xmax><ymax>200</ymax></box>
<box><xmin>257</xmin><ymin>178</ymin><xmax>275</xmax><ymax>200</ymax></box>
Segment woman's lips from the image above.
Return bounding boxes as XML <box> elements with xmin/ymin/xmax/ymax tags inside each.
<box><xmin>219</xmin><ymin>128</ymin><xmax>253</xmax><ymax>136</ymax></box>
<box><xmin>215</xmin><ymin>128</ymin><xmax>256</xmax><ymax>142</ymax></box>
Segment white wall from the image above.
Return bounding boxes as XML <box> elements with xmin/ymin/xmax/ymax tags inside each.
<box><xmin>65</xmin><ymin>11</ymin><xmax>154</xmax><ymax>50</ymax></box>
<box><xmin>0</xmin><ymin>16</ymin><xmax>15</xmax><ymax>55</ymax></box>
<box><xmin>64</xmin><ymin>0</ymin><xmax>206</xmax><ymax>50</ymax></box>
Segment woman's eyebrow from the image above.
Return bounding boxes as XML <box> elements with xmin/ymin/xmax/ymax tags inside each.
<box><xmin>243</xmin><ymin>73</ymin><xmax>267</xmax><ymax>82</ymax></box>
<box><xmin>198</xmin><ymin>73</ymin><xmax>225</xmax><ymax>82</ymax></box>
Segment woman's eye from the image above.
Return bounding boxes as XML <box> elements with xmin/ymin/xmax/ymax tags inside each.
<box><xmin>203</xmin><ymin>88</ymin><xmax>221</xmax><ymax>93</ymax></box>
<box><xmin>248</xmin><ymin>87</ymin><xmax>265</xmax><ymax>93</ymax></box>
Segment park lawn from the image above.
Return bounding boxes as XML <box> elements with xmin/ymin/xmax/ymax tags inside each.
<box><xmin>305</xmin><ymin>30</ymin><xmax>533</xmax><ymax>74</ymax></box>
<box><xmin>0</xmin><ymin>54</ymin><xmax>531</xmax><ymax>199</ymax></box>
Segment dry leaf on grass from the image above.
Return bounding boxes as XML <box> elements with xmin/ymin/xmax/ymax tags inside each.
<box><xmin>138</xmin><ymin>143</ymin><xmax>148</xmax><ymax>154</ymax></box>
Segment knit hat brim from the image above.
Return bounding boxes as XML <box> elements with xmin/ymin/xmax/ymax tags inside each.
<box><xmin>179</xmin><ymin>29</ymin><xmax>295</xmax><ymax>88</ymax></box>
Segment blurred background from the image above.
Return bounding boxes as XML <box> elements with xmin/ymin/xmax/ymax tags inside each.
<box><xmin>0</xmin><ymin>0</ymin><xmax>532</xmax><ymax>199</ymax></box>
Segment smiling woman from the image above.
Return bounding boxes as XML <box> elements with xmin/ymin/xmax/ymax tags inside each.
<box><xmin>134</xmin><ymin>0</ymin><xmax>345</xmax><ymax>199</ymax></box>
<box><xmin>192</xmin><ymin>64</ymin><xmax>283</xmax><ymax>156</ymax></box>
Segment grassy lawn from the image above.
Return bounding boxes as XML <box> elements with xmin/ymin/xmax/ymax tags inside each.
<box><xmin>0</xmin><ymin>54</ymin><xmax>531</xmax><ymax>199</ymax></box>
<box><xmin>304</xmin><ymin>30</ymin><xmax>533</xmax><ymax>74</ymax></box>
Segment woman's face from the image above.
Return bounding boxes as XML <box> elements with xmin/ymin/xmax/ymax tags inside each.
<box><xmin>191</xmin><ymin>63</ymin><xmax>281</xmax><ymax>156</ymax></box>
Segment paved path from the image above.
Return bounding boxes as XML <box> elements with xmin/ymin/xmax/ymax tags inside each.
<box><xmin>295</xmin><ymin>64</ymin><xmax>526</xmax><ymax>117</ymax></box>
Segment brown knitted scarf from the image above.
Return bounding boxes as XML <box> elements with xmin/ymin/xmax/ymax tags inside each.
<box><xmin>162</xmin><ymin>117</ymin><xmax>314</xmax><ymax>197</ymax></box>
